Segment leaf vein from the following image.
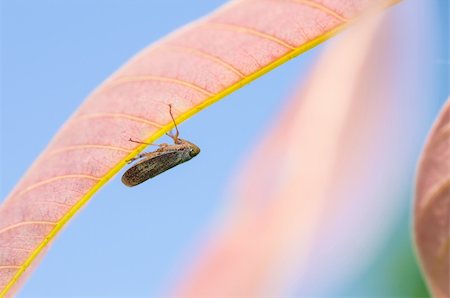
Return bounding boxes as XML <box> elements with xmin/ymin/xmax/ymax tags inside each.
<box><xmin>0</xmin><ymin>221</ymin><xmax>57</xmax><ymax>236</ymax></box>
<box><xmin>0</xmin><ymin>247</ymin><xmax>32</xmax><ymax>252</ymax></box>
<box><xmin>110</xmin><ymin>75</ymin><xmax>214</xmax><ymax>97</ymax></box>
<box><xmin>206</xmin><ymin>21</ymin><xmax>296</xmax><ymax>50</ymax></box>
<box><xmin>46</xmin><ymin>144</ymin><xmax>133</xmax><ymax>159</ymax></box>
<box><xmin>161</xmin><ymin>44</ymin><xmax>246</xmax><ymax>78</ymax></box>
<box><xmin>76</xmin><ymin>113</ymin><xmax>164</xmax><ymax>129</ymax></box>
<box><xmin>0</xmin><ymin>266</ymin><xmax>21</xmax><ymax>270</ymax></box>
<box><xmin>17</xmin><ymin>175</ymin><xmax>101</xmax><ymax>198</ymax></box>
<box><xmin>287</xmin><ymin>0</ymin><xmax>349</xmax><ymax>22</ymax></box>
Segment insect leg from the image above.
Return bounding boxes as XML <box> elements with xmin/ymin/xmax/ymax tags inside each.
<box><xmin>126</xmin><ymin>152</ymin><xmax>151</xmax><ymax>164</ymax></box>
<box><xmin>167</xmin><ymin>104</ymin><xmax>180</xmax><ymax>143</ymax></box>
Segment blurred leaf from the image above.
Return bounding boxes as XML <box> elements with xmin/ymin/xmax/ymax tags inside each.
<box><xmin>173</xmin><ymin>5</ymin><xmax>409</xmax><ymax>296</ymax></box>
<box><xmin>348</xmin><ymin>214</ymin><xmax>429</xmax><ymax>297</ymax></box>
<box><xmin>414</xmin><ymin>98</ymin><xmax>450</xmax><ymax>298</ymax></box>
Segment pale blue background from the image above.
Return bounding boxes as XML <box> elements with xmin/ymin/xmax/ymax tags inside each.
<box><xmin>1</xmin><ymin>0</ymin><xmax>448</xmax><ymax>297</ymax></box>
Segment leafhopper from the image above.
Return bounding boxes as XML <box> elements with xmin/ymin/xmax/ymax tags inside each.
<box><xmin>121</xmin><ymin>105</ymin><xmax>200</xmax><ymax>187</ymax></box>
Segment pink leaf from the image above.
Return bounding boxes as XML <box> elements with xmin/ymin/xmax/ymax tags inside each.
<box><xmin>0</xmin><ymin>0</ymin><xmax>399</xmax><ymax>296</ymax></box>
<box><xmin>415</xmin><ymin>98</ymin><xmax>450</xmax><ymax>298</ymax></box>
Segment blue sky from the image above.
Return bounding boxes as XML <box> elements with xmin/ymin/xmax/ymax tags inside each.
<box><xmin>1</xmin><ymin>0</ymin><xmax>448</xmax><ymax>296</ymax></box>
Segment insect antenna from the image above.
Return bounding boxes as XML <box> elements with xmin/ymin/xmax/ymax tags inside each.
<box><xmin>128</xmin><ymin>138</ymin><xmax>159</xmax><ymax>146</ymax></box>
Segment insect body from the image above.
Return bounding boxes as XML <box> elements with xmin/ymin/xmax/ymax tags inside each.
<box><xmin>121</xmin><ymin>105</ymin><xmax>200</xmax><ymax>187</ymax></box>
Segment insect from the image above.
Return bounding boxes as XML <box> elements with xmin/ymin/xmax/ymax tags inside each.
<box><xmin>121</xmin><ymin>104</ymin><xmax>200</xmax><ymax>187</ymax></box>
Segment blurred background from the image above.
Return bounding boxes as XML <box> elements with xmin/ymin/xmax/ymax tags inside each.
<box><xmin>1</xmin><ymin>0</ymin><xmax>448</xmax><ymax>296</ymax></box>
